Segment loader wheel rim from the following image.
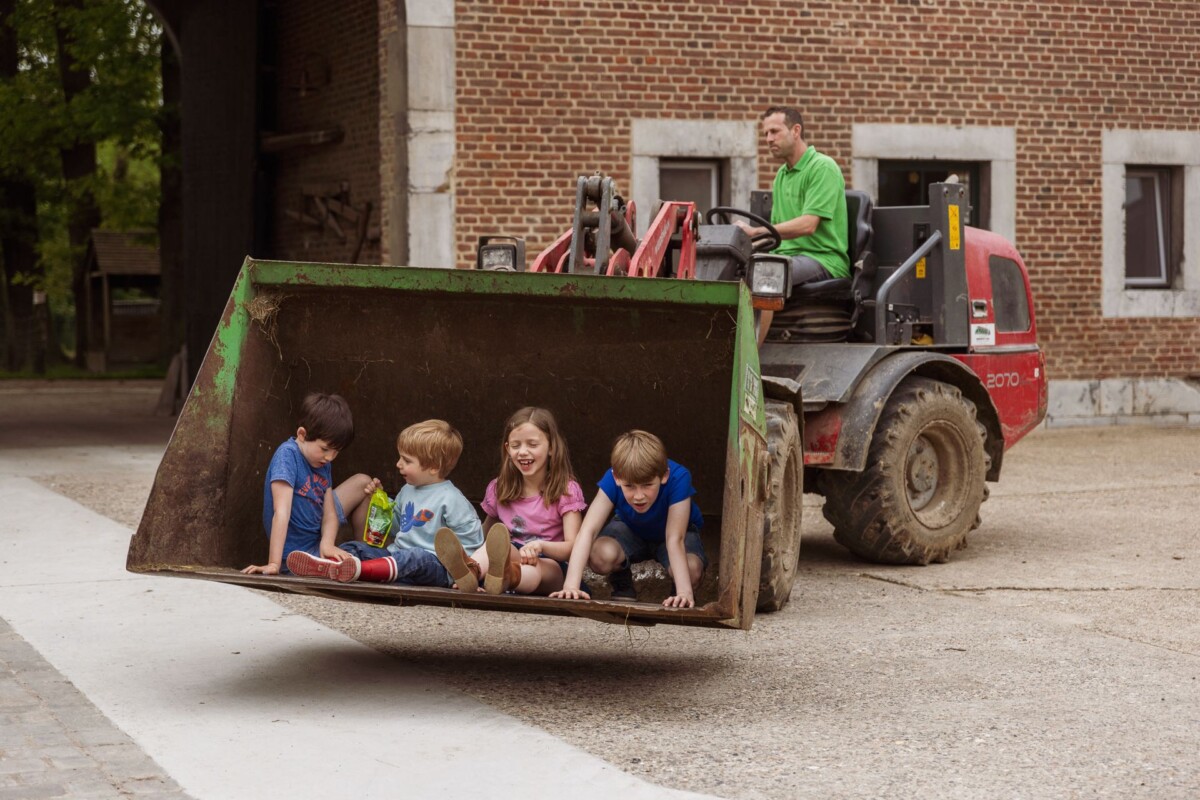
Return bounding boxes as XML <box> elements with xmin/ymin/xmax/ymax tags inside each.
<box><xmin>904</xmin><ymin>421</ymin><xmax>969</xmax><ymax>528</ymax></box>
<box><xmin>906</xmin><ymin>434</ymin><xmax>938</xmax><ymax>510</ymax></box>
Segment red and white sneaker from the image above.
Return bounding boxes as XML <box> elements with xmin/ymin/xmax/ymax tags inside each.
<box><xmin>285</xmin><ymin>551</ymin><xmax>360</xmax><ymax>582</ymax></box>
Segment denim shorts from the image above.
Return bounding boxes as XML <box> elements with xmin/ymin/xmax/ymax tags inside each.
<box><xmin>276</xmin><ymin>495</ymin><xmax>347</xmax><ymax>575</ymax></box>
<box><xmin>597</xmin><ymin>519</ymin><xmax>708</xmax><ymax>571</ymax></box>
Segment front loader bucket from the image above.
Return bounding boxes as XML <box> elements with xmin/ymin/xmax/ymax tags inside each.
<box><xmin>128</xmin><ymin>259</ymin><xmax>770</xmax><ymax>629</ymax></box>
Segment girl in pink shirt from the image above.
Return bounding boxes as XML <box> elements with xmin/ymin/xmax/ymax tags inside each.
<box><xmin>435</xmin><ymin>407</ymin><xmax>586</xmax><ymax>595</ymax></box>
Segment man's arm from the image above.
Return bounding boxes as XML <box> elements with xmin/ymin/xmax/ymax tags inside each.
<box><xmin>551</xmin><ymin>491</ymin><xmax>613</xmax><ymax>600</ymax></box>
<box><xmin>661</xmin><ymin>500</ymin><xmax>695</xmax><ymax>608</ymax></box>
<box><xmin>737</xmin><ymin>214</ymin><xmax>821</xmax><ymax>242</ymax></box>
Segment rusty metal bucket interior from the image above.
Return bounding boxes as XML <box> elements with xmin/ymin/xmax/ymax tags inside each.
<box><xmin>127</xmin><ymin>260</ymin><xmax>763</xmax><ymax>628</ymax></box>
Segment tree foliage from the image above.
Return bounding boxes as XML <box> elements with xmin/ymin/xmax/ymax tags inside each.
<box><xmin>0</xmin><ymin>0</ymin><xmax>160</xmax><ymax>366</ymax></box>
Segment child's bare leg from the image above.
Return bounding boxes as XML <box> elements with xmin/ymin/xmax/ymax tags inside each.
<box><xmin>469</xmin><ymin>545</ymin><xmax>490</xmax><ymax>575</ymax></box>
<box><xmin>334</xmin><ymin>473</ymin><xmax>376</xmax><ymax>534</ymax></box>
<box><xmin>588</xmin><ymin>536</ymin><xmax>625</xmax><ymax>575</ymax></box>
<box><xmin>529</xmin><ymin>559</ymin><xmax>565</xmax><ymax>595</ymax></box>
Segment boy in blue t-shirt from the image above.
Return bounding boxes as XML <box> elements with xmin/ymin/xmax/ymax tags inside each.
<box><xmin>552</xmin><ymin>430</ymin><xmax>707</xmax><ymax>608</ymax></box>
<box><xmin>242</xmin><ymin>393</ymin><xmax>375</xmax><ymax>577</ymax></box>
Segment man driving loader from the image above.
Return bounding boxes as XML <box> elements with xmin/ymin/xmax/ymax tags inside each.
<box><xmin>737</xmin><ymin>106</ymin><xmax>849</xmax><ymax>334</ymax></box>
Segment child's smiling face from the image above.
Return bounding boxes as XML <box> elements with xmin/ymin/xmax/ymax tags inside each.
<box><xmin>396</xmin><ymin>451</ymin><xmax>440</xmax><ymax>487</ymax></box>
<box><xmin>507</xmin><ymin>422</ymin><xmax>550</xmax><ymax>483</ymax></box>
<box><xmin>614</xmin><ymin>472</ymin><xmax>668</xmax><ymax>514</ymax></box>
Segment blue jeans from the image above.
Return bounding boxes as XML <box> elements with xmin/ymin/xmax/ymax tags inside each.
<box><xmin>597</xmin><ymin>519</ymin><xmax>709</xmax><ymax>572</ymax></box>
<box><xmin>339</xmin><ymin>540</ymin><xmax>452</xmax><ymax>588</ymax></box>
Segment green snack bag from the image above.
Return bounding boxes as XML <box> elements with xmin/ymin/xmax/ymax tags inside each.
<box><xmin>362</xmin><ymin>488</ymin><xmax>394</xmax><ymax>548</ymax></box>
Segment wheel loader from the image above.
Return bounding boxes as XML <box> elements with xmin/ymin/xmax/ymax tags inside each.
<box><xmin>127</xmin><ymin>176</ymin><xmax>1044</xmax><ymax>630</ymax></box>
<box><xmin>477</xmin><ymin>175</ymin><xmax>1047</xmax><ymax>611</ymax></box>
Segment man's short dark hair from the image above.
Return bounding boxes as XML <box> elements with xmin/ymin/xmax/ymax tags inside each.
<box><xmin>297</xmin><ymin>393</ymin><xmax>354</xmax><ymax>450</ymax></box>
<box><xmin>762</xmin><ymin>106</ymin><xmax>804</xmax><ymax>137</ymax></box>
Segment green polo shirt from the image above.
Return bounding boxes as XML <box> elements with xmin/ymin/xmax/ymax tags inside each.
<box><xmin>771</xmin><ymin>146</ymin><xmax>850</xmax><ymax>279</ymax></box>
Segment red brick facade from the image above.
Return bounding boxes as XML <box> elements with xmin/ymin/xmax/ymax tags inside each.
<box><xmin>275</xmin><ymin>1</ymin><xmax>1200</xmax><ymax>383</ymax></box>
<box><xmin>452</xmin><ymin>1</ymin><xmax>1200</xmax><ymax>381</ymax></box>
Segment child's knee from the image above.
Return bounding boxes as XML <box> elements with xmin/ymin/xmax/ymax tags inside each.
<box><xmin>340</xmin><ymin>472</ymin><xmax>373</xmax><ymax>490</ymax></box>
<box><xmin>337</xmin><ymin>473</ymin><xmax>374</xmax><ymax>505</ymax></box>
<box><xmin>588</xmin><ymin>537</ymin><xmax>625</xmax><ymax>573</ymax></box>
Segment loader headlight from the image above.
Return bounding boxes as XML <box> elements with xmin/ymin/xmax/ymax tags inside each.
<box><xmin>476</xmin><ymin>236</ymin><xmax>526</xmax><ymax>271</ymax></box>
<box><xmin>747</xmin><ymin>255</ymin><xmax>791</xmax><ymax>310</ymax></box>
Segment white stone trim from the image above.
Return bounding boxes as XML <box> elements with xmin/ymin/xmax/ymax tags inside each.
<box><xmin>850</xmin><ymin>124</ymin><xmax>1017</xmax><ymax>245</ymax></box>
<box><xmin>630</xmin><ymin>119</ymin><xmax>758</xmax><ymax>237</ymax></box>
<box><xmin>405</xmin><ymin>0</ymin><xmax>455</xmax><ymax>268</ymax></box>
<box><xmin>406</xmin><ymin>0</ymin><xmax>453</xmax><ymax>27</ymax></box>
<box><xmin>1046</xmin><ymin>377</ymin><xmax>1200</xmax><ymax>428</ymax></box>
<box><xmin>1101</xmin><ymin>129</ymin><xmax>1200</xmax><ymax>318</ymax></box>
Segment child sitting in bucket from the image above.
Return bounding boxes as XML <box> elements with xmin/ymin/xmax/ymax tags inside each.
<box><xmin>551</xmin><ymin>430</ymin><xmax>707</xmax><ymax>608</ymax></box>
<box><xmin>286</xmin><ymin>419</ymin><xmax>484</xmax><ymax>586</ymax></box>
<box><xmin>242</xmin><ymin>392</ymin><xmax>374</xmax><ymax>576</ymax></box>
<box><xmin>434</xmin><ymin>406</ymin><xmax>587</xmax><ymax>595</ymax></box>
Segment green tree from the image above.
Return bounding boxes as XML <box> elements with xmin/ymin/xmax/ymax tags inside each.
<box><xmin>0</xmin><ymin>0</ymin><xmax>160</xmax><ymax>370</ymax></box>
<box><xmin>0</xmin><ymin>0</ymin><xmax>50</xmax><ymax>371</ymax></box>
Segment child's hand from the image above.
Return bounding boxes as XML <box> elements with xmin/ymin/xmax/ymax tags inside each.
<box><xmin>550</xmin><ymin>587</ymin><xmax>591</xmax><ymax>600</ymax></box>
<box><xmin>320</xmin><ymin>544</ymin><xmax>350</xmax><ymax>562</ymax></box>
<box><xmin>241</xmin><ymin>562</ymin><xmax>280</xmax><ymax>576</ymax></box>
<box><xmin>363</xmin><ymin>477</ymin><xmax>383</xmax><ymax>496</ymax></box>
<box><xmin>518</xmin><ymin>541</ymin><xmax>543</xmax><ymax>564</ymax></box>
<box><xmin>662</xmin><ymin>593</ymin><xmax>695</xmax><ymax>609</ymax></box>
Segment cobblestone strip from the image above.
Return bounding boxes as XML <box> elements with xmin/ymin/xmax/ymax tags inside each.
<box><xmin>0</xmin><ymin>617</ymin><xmax>193</xmax><ymax>800</ymax></box>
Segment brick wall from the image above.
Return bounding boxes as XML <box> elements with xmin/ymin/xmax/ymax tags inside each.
<box><xmin>453</xmin><ymin>0</ymin><xmax>1200</xmax><ymax>381</ymax></box>
<box><xmin>378</xmin><ymin>0</ymin><xmax>399</xmax><ymax>265</ymax></box>
<box><xmin>269</xmin><ymin>0</ymin><xmax>380</xmax><ymax>265</ymax></box>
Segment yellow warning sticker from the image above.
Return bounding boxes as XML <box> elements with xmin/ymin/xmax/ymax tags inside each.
<box><xmin>948</xmin><ymin>205</ymin><xmax>961</xmax><ymax>250</ymax></box>
<box><xmin>916</xmin><ymin>258</ymin><xmax>926</xmax><ymax>279</ymax></box>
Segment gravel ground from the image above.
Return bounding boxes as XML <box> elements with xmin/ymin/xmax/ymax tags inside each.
<box><xmin>6</xmin><ymin>381</ymin><xmax>1199</xmax><ymax>799</ymax></box>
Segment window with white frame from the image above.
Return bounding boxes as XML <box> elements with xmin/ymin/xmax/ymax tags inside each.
<box><xmin>1102</xmin><ymin>131</ymin><xmax>1200</xmax><ymax>318</ymax></box>
<box><xmin>659</xmin><ymin>159</ymin><xmax>728</xmax><ymax>217</ymax></box>
<box><xmin>630</xmin><ymin>119</ymin><xmax>757</xmax><ymax>237</ymax></box>
<box><xmin>851</xmin><ymin>124</ymin><xmax>1016</xmax><ymax>244</ymax></box>
<box><xmin>1123</xmin><ymin>166</ymin><xmax>1182</xmax><ymax>289</ymax></box>
<box><xmin>877</xmin><ymin>160</ymin><xmax>988</xmax><ymax>228</ymax></box>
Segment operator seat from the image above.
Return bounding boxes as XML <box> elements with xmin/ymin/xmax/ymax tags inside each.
<box><xmin>767</xmin><ymin>190</ymin><xmax>876</xmax><ymax>343</ymax></box>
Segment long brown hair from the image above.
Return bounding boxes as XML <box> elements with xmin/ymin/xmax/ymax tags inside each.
<box><xmin>494</xmin><ymin>407</ymin><xmax>575</xmax><ymax>507</ymax></box>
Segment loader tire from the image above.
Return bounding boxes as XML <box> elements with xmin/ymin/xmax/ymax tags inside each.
<box><xmin>757</xmin><ymin>401</ymin><xmax>804</xmax><ymax>612</ymax></box>
<box><xmin>823</xmin><ymin>377</ymin><xmax>986</xmax><ymax>565</ymax></box>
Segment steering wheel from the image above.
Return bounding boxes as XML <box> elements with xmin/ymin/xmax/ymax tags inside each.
<box><xmin>705</xmin><ymin>206</ymin><xmax>782</xmax><ymax>252</ymax></box>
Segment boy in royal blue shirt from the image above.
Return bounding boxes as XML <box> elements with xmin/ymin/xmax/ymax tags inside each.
<box><xmin>552</xmin><ymin>430</ymin><xmax>706</xmax><ymax>608</ymax></box>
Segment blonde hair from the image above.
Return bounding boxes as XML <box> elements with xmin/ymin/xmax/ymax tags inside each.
<box><xmin>495</xmin><ymin>407</ymin><xmax>575</xmax><ymax>507</ymax></box>
<box><xmin>610</xmin><ymin>430</ymin><xmax>668</xmax><ymax>484</ymax></box>
<box><xmin>396</xmin><ymin>419</ymin><xmax>463</xmax><ymax>477</ymax></box>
